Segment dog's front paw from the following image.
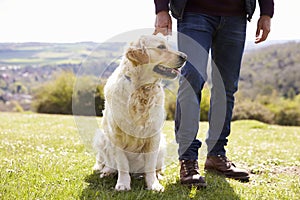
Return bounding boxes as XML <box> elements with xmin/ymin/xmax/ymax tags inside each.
<box><xmin>147</xmin><ymin>181</ymin><xmax>164</xmax><ymax>192</ymax></box>
<box><xmin>115</xmin><ymin>183</ymin><xmax>131</xmax><ymax>191</ymax></box>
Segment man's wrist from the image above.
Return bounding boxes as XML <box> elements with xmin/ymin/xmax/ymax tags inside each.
<box><xmin>157</xmin><ymin>10</ymin><xmax>169</xmax><ymax>16</ymax></box>
<box><xmin>259</xmin><ymin>15</ymin><xmax>271</xmax><ymax>20</ymax></box>
<box><xmin>260</xmin><ymin>14</ymin><xmax>272</xmax><ymax>18</ymax></box>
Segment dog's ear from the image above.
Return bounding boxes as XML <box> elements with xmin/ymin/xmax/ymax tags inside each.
<box><xmin>126</xmin><ymin>48</ymin><xmax>149</xmax><ymax>66</ymax></box>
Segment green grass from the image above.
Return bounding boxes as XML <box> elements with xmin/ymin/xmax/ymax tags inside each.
<box><xmin>0</xmin><ymin>112</ymin><xmax>299</xmax><ymax>200</ymax></box>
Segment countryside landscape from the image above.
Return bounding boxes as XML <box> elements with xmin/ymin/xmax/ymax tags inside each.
<box><xmin>0</xmin><ymin>40</ymin><xmax>299</xmax><ymax>199</ymax></box>
<box><xmin>0</xmin><ymin>40</ymin><xmax>299</xmax><ymax>124</ymax></box>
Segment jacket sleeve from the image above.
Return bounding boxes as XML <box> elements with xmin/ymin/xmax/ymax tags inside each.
<box><xmin>258</xmin><ymin>0</ymin><xmax>274</xmax><ymax>17</ymax></box>
<box><xmin>154</xmin><ymin>0</ymin><xmax>170</xmax><ymax>14</ymax></box>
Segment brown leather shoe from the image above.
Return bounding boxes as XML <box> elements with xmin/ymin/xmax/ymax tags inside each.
<box><xmin>180</xmin><ymin>160</ymin><xmax>207</xmax><ymax>188</ymax></box>
<box><xmin>204</xmin><ymin>155</ymin><xmax>250</xmax><ymax>182</ymax></box>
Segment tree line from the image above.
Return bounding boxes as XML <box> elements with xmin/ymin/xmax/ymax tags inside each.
<box><xmin>33</xmin><ymin>71</ymin><xmax>300</xmax><ymax>126</ymax></box>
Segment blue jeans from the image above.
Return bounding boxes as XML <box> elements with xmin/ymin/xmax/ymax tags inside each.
<box><xmin>175</xmin><ymin>13</ymin><xmax>247</xmax><ymax>160</ymax></box>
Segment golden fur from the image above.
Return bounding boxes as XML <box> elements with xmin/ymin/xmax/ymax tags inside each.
<box><xmin>93</xmin><ymin>35</ymin><xmax>186</xmax><ymax>191</ymax></box>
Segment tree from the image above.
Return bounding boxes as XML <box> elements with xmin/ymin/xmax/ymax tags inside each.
<box><xmin>33</xmin><ymin>71</ymin><xmax>106</xmax><ymax>116</ymax></box>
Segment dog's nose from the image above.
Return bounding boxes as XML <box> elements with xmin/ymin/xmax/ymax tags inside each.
<box><xmin>179</xmin><ymin>52</ymin><xmax>187</xmax><ymax>64</ymax></box>
<box><xmin>180</xmin><ymin>52</ymin><xmax>187</xmax><ymax>59</ymax></box>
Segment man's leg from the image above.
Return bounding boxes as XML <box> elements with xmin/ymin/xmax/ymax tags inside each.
<box><xmin>176</xmin><ymin>13</ymin><xmax>217</xmax><ymax>160</ymax></box>
<box><xmin>205</xmin><ymin>15</ymin><xmax>250</xmax><ymax>181</ymax></box>
<box><xmin>175</xmin><ymin>13</ymin><xmax>218</xmax><ymax>187</ymax></box>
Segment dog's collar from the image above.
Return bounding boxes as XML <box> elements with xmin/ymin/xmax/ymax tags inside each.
<box><xmin>123</xmin><ymin>75</ymin><xmax>162</xmax><ymax>90</ymax></box>
<box><xmin>124</xmin><ymin>75</ymin><xmax>131</xmax><ymax>82</ymax></box>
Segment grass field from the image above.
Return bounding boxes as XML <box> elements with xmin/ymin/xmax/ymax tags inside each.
<box><xmin>0</xmin><ymin>112</ymin><xmax>299</xmax><ymax>200</ymax></box>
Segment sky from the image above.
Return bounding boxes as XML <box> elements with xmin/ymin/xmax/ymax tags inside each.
<box><xmin>0</xmin><ymin>0</ymin><xmax>299</xmax><ymax>43</ymax></box>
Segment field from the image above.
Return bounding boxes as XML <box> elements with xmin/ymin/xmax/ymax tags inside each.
<box><xmin>0</xmin><ymin>112</ymin><xmax>299</xmax><ymax>199</ymax></box>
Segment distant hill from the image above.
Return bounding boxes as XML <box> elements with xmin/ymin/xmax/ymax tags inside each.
<box><xmin>0</xmin><ymin>40</ymin><xmax>299</xmax><ymax>111</ymax></box>
<box><xmin>0</xmin><ymin>42</ymin><xmax>125</xmax><ymax>111</ymax></box>
<box><xmin>0</xmin><ymin>42</ymin><xmax>125</xmax><ymax>66</ymax></box>
<box><xmin>240</xmin><ymin>41</ymin><xmax>300</xmax><ymax>99</ymax></box>
<box><xmin>244</xmin><ymin>40</ymin><xmax>297</xmax><ymax>52</ymax></box>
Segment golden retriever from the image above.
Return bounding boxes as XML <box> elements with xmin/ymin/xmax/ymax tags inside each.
<box><xmin>93</xmin><ymin>35</ymin><xmax>187</xmax><ymax>191</ymax></box>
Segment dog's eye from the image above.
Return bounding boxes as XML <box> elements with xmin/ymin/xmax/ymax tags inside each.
<box><xmin>157</xmin><ymin>45</ymin><xmax>167</xmax><ymax>50</ymax></box>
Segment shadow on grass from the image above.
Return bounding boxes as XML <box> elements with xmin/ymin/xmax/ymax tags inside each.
<box><xmin>197</xmin><ymin>171</ymin><xmax>242</xmax><ymax>200</ymax></box>
<box><xmin>80</xmin><ymin>171</ymin><xmax>241</xmax><ymax>200</ymax></box>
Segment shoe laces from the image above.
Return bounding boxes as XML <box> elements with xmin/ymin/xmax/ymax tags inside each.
<box><xmin>181</xmin><ymin>160</ymin><xmax>199</xmax><ymax>176</ymax></box>
<box><xmin>218</xmin><ymin>155</ymin><xmax>236</xmax><ymax>167</ymax></box>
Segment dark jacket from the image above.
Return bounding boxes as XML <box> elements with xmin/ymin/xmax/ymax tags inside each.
<box><xmin>244</xmin><ymin>0</ymin><xmax>256</xmax><ymax>21</ymax></box>
<box><xmin>161</xmin><ymin>0</ymin><xmax>273</xmax><ymax>21</ymax></box>
<box><xmin>169</xmin><ymin>0</ymin><xmax>187</xmax><ymax>20</ymax></box>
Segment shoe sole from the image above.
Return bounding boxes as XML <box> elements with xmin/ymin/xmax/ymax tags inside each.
<box><xmin>205</xmin><ymin>168</ymin><xmax>250</xmax><ymax>182</ymax></box>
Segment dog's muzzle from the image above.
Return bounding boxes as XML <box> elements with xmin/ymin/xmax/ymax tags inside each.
<box><xmin>153</xmin><ymin>64</ymin><xmax>180</xmax><ymax>79</ymax></box>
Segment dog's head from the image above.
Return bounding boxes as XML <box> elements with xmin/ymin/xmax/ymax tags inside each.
<box><xmin>125</xmin><ymin>35</ymin><xmax>187</xmax><ymax>79</ymax></box>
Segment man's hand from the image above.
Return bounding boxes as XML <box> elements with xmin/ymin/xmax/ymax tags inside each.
<box><xmin>154</xmin><ymin>11</ymin><xmax>172</xmax><ymax>36</ymax></box>
<box><xmin>255</xmin><ymin>15</ymin><xmax>271</xmax><ymax>43</ymax></box>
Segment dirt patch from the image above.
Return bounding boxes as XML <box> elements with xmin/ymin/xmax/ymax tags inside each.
<box><xmin>272</xmin><ymin>166</ymin><xmax>300</xmax><ymax>176</ymax></box>
<box><xmin>250</xmin><ymin>165</ymin><xmax>300</xmax><ymax>176</ymax></box>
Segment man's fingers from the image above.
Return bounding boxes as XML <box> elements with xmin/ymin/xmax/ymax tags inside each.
<box><xmin>255</xmin><ymin>15</ymin><xmax>271</xmax><ymax>43</ymax></box>
<box><xmin>255</xmin><ymin>28</ymin><xmax>262</xmax><ymax>43</ymax></box>
<box><xmin>255</xmin><ymin>26</ymin><xmax>270</xmax><ymax>43</ymax></box>
<box><xmin>153</xmin><ymin>27</ymin><xmax>170</xmax><ymax>36</ymax></box>
<box><xmin>153</xmin><ymin>29</ymin><xmax>159</xmax><ymax>35</ymax></box>
<box><xmin>168</xmin><ymin>18</ymin><xmax>172</xmax><ymax>35</ymax></box>
<box><xmin>256</xmin><ymin>26</ymin><xmax>261</xmax><ymax>37</ymax></box>
<box><xmin>154</xmin><ymin>11</ymin><xmax>172</xmax><ymax>36</ymax></box>
<box><xmin>255</xmin><ymin>32</ymin><xmax>269</xmax><ymax>43</ymax></box>
<box><xmin>153</xmin><ymin>27</ymin><xmax>166</xmax><ymax>36</ymax></box>
<box><xmin>261</xmin><ymin>30</ymin><xmax>269</xmax><ymax>41</ymax></box>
